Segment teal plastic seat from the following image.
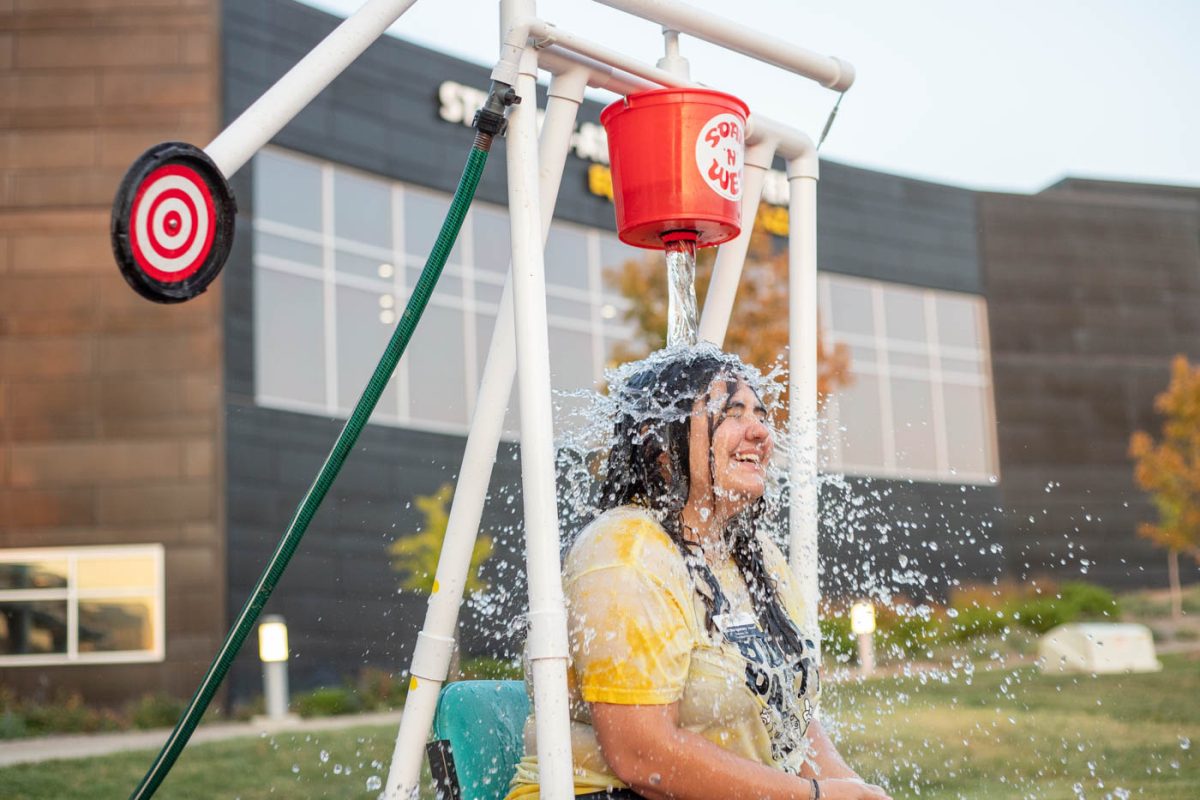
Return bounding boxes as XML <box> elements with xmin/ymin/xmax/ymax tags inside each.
<box><xmin>427</xmin><ymin>680</ymin><xmax>530</xmax><ymax>800</ymax></box>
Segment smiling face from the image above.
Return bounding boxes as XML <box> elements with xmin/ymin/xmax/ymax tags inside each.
<box><xmin>687</xmin><ymin>378</ymin><xmax>773</xmax><ymax>523</ymax></box>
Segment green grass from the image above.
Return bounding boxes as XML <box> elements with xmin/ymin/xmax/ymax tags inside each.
<box><xmin>827</xmin><ymin>652</ymin><xmax>1200</xmax><ymax>799</ymax></box>
<box><xmin>2</xmin><ymin>656</ymin><xmax>1197</xmax><ymax>799</ymax></box>
<box><xmin>0</xmin><ymin>726</ymin><xmax>407</xmax><ymax>799</ymax></box>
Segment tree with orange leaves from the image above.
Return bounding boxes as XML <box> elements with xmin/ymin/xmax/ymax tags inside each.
<box><xmin>1129</xmin><ymin>355</ymin><xmax>1200</xmax><ymax>620</ymax></box>
<box><xmin>605</xmin><ymin>212</ymin><xmax>851</xmax><ymax>407</ymax></box>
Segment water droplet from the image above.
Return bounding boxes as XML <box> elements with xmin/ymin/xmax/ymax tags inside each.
<box><xmin>1181</xmin><ymin>736</ymin><xmax>1192</xmax><ymax>750</ymax></box>
<box><xmin>291</xmin><ymin>764</ymin><xmax>300</xmax><ymax>774</ymax></box>
<box><xmin>367</xmin><ymin>775</ymin><xmax>383</xmax><ymax>791</ymax></box>
<box><xmin>320</xmin><ymin>749</ymin><xmax>330</xmax><ymax>764</ymax></box>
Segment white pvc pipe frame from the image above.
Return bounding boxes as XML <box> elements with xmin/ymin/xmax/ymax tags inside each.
<box><xmin>382</xmin><ymin>5</ymin><xmax>847</xmax><ymax>799</ymax></box>
<box><xmin>187</xmin><ymin>0</ymin><xmax>850</xmax><ymax>795</ymax></box>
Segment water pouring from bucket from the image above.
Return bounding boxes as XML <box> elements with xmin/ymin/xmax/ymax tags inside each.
<box><xmin>601</xmin><ymin>88</ymin><xmax>749</xmax><ymax>347</ymax></box>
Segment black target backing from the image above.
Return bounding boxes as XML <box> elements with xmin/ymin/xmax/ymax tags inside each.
<box><xmin>110</xmin><ymin>141</ymin><xmax>236</xmax><ymax>304</ymax></box>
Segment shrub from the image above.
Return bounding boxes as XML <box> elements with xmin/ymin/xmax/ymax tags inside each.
<box><xmin>0</xmin><ymin>711</ymin><xmax>28</xmax><ymax>740</ymax></box>
<box><xmin>950</xmin><ymin>580</ymin><xmax>1027</xmax><ymax>610</ymax></box>
<box><xmin>1011</xmin><ymin>581</ymin><xmax>1120</xmax><ymax>634</ymax></box>
<box><xmin>946</xmin><ymin>604</ymin><xmax>1009</xmax><ymax>642</ymax></box>
<box><xmin>877</xmin><ymin>606</ymin><xmax>942</xmax><ymax>658</ymax></box>
<box><xmin>293</xmin><ymin>686</ymin><xmax>362</xmax><ymax>718</ymax></box>
<box><xmin>22</xmin><ymin>691</ymin><xmax>112</xmax><ymax>736</ymax></box>
<box><xmin>357</xmin><ymin>667</ymin><xmax>409</xmax><ymax>710</ymax></box>
<box><xmin>819</xmin><ymin>615</ymin><xmax>856</xmax><ymax>663</ymax></box>
<box><xmin>1013</xmin><ymin>596</ymin><xmax>1074</xmax><ymax>634</ymax></box>
<box><xmin>0</xmin><ymin>687</ymin><xmax>18</xmax><ymax>714</ymax></box>
<box><xmin>1059</xmin><ymin>581</ymin><xmax>1119</xmax><ymax>619</ymax></box>
<box><xmin>129</xmin><ymin>693</ymin><xmax>186</xmax><ymax>730</ymax></box>
<box><xmin>0</xmin><ymin>689</ymin><xmax>201</xmax><ymax>739</ymax></box>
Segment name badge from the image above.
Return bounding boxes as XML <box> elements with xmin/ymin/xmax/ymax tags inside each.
<box><xmin>712</xmin><ymin>611</ymin><xmax>757</xmax><ymax>635</ymax></box>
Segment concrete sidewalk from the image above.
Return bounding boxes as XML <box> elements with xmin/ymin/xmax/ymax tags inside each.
<box><xmin>0</xmin><ymin>710</ymin><xmax>402</xmax><ymax>768</ymax></box>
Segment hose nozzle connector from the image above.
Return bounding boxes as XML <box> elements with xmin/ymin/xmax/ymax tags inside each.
<box><xmin>472</xmin><ymin>80</ymin><xmax>521</xmax><ymax>149</ymax></box>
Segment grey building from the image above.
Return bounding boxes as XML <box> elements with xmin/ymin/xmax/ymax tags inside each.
<box><xmin>1</xmin><ymin>0</ymin><xmax>1197</xmax><ymax>705</ymax></box>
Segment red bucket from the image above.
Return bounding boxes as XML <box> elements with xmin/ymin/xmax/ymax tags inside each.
<box><xmin>601</xmin><ymin>88</ymin><xmax>749</xmax><ymax>250</ymax></box>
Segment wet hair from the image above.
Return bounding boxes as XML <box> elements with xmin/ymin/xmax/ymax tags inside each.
<box><xmin>595</xmin><ymin>347</ymin><xmax>807</xmax><ymax>661</ymax></box>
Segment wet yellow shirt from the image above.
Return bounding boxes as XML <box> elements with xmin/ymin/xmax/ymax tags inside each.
<box><xmin>506</xmin><ymin>506</ymin><xmax>821</xmax><ymax>798</ymax></box>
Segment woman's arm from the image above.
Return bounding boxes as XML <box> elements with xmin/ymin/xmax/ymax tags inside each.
<box><xmin>592</xmin><ymin>703</ymin><xmax>892</xmax><ymax>800</ymax></box>
<box><xmin>592</xmin><ymin>701</ymin><xmax>813</xmax><ymax>800</ymax></box>
<box><xmin>799</xmin><ymin>719</ymin><xmax>862</xmax><ymax>781</ymax></box>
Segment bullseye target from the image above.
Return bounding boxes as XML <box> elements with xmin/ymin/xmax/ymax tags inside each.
<box><xmin>111</xmin><ymin>142</ymin><xmax>236</xmax><ymax>303</ymax></box>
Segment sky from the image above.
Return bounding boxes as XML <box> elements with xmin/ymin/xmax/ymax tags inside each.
<box><xmin>301</xmin><ymin>0</ymin><xmax>1200</xmax><ymax>194</ymax></box>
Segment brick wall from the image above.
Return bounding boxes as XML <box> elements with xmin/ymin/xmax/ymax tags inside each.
<box><xmin>0</xmin><ymin>0</ymin><xmax>224</xmax><ymax>703</ymax></box>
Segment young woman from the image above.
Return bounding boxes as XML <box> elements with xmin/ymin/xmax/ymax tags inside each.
<box><xmin>507</xmin><ymin>348</ymin><xmax>891</xmax><ymax>800</ymax></box>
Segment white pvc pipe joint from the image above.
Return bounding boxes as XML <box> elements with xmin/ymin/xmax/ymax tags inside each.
<box><xmin>594</xmin><ymin>0</ymin><xmax>855</xmax><ymax>91</ymax></box>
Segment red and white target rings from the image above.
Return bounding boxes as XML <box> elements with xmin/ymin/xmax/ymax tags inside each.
<box><xmin>111</xmin><ymin>142</ymin><xmax>236</xmax><ymax>303</ymax></box>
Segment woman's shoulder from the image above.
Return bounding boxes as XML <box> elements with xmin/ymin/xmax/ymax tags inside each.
<box><xmin>566</xmin><ymin>506</ymin><xmax>682</xmax><ymax>575</ymax></box>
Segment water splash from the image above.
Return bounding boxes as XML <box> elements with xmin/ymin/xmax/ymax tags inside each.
<box><xmin>553</xmin><ymin>343</ymin><xmax>791</xmax><ymax>542</ymax></box>
<box><xmin>665</xmin><ymin>237</ymin><xmax>699</xmax><ymax>347</ymax></box>
<box><xmin>382</xmin><ymin>343</ymin><xmax>1191</xmax><ymax>800</ymax></box>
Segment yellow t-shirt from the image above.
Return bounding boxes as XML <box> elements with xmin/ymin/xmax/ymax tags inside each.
<box><xmin>506</xmin><ymin>506</ymin><xmax>821</xmax><ymax>798</ymax></box>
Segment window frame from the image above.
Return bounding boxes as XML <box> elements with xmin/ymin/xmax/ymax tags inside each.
<box><xmin>819</xmin><ymin>273</ymin><xmax>1000</xmax><ymax>485</ymax></box>
<box><xmin>0</xmin><ymin>544</ymin><xmax>166</xmax><ymax>667</ymax></box>
<box><xmin>251</xmin><ymin>147</ymin><xmax>638</xmax><ymax>440</ymax></box>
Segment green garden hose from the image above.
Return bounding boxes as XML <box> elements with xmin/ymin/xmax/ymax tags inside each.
<box><xmin>130</xmin><ymin>127</ymin><xmax>498</xmax><ymax>800</ymax></box>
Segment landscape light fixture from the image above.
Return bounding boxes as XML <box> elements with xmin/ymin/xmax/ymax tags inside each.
<box><xmin>257</xmin><ymin>614</ymin><xmax>292</xmax><ymax>721</ymax></box>
<box><xmin>850</xmin><ymin>601</ymin><xmax>876</xmax><ymax>677</ymax></box>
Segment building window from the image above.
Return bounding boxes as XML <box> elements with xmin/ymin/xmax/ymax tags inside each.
<box><xmin>819</xmin><ymin>273</ymin><xmax>999</xmax><ymax>484</ymax></box>
<box><xmin>253</xmin><ymin>148</ymin><xmax>637</xmax><ymax>436</ymax></box>
<box><xmin>0</xmin><ymin>545</ymin><xmax>165</xmax><ymax>666</ymax></box>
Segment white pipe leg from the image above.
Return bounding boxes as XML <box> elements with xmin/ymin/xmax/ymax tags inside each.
<box><xmin>540</xmin><ymin>70</ymin><xmax>591</xmax><ymax>196</ymax></box>
<box><xmin>205</xmin><ymin>0</ymin><xmax>420</xmax><ymax>177</ymax></box>
<box><xmin>382</xmin><ymin>68</ymin><xmax>588</xmax><ymax>800</ymax></box>
<box><xmin>505</xmin><ymin>45</ymin><xmax>575</xmax><ymax>800</ymax></box>
<box><xmin>697</xmin><ymin>140</ymin><xmax>775</xmax><ymax>347</ymax></box>
<box><xmin>786</xmin><ymin>154</ymin><xmax>820</xmax><ymax>646</ymax></box>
